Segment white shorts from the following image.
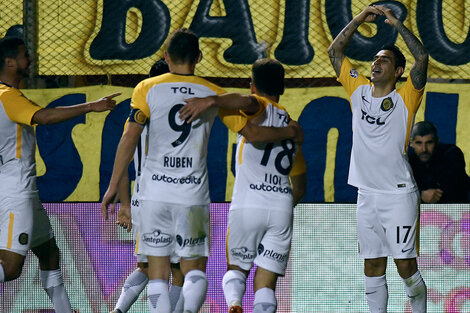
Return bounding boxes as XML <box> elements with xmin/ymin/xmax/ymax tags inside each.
<box><xmin>0</xmin><ymin>194</ymin><xmax>53</xmax><ymax>256</ymax></box>
<box><xmin>357</xmin><ymin>190</ymin><xmax>420</xmax><ymax>259</ymax></box>
<box><xmin>226</xmin><ymin>207</ymin><xmax>292</xmax><ymax>275</ymax></box>
<box><xmin>137</xmin><ymin>200</ymin><xmax>209</xmax><ymax>259</ymax></box>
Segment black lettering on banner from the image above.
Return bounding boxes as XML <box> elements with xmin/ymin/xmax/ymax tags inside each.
<box><xmin>417</xmin><ymin>0</ymin><xmax>470</xmax><ymax>65</ymax></box>
<box><xmin>396</xmin><ymin>225</ymin><xmax>412</xmax><ymax>243</ymax></box>
<box><xmin>274</xmin><ymin>0</ymin><xmax>314</xmax><ymax>65</ymax></box>
<box><xmin>90</xmin><ymin>0</ymin><xmax>170</xmax><ymax>60</ymax></box>
<box><xmin>168</xmin><ymin>104</ymin><xmax>191</xmax><ymax>147</ymax></box>
<box><xmin>189</xmin><ymin>0</ymin><xmax>265</xmax><ymax>64</ymax></box>
<box><xmin>325</xmin><ymin>0</ymin><xmax>407</xmax><ymax>61</ymax></box>
<box><xmin>260</xmin><ymin>140</ymin><xmax>295</xmax><ymax>175</ymax></box>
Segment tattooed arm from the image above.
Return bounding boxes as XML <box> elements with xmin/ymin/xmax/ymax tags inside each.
<box><xmin>375</xmin><ymin>5</ymin><xmax>429</xmax><ymax>89</ymax></box>
<box><xmin>328</xmin><ymin>6</ymin><xmax>384</xmax><ymax>77</ymax></box>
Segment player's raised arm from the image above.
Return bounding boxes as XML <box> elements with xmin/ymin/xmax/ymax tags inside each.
<box><xmin>32</xmin><ymin>92</ymin><xmax>121</xmax><ymax>125</ymax></box>
<box><xmin>328</xmin><ymin>6</ymin><xmax>383</xmax><ymax>77</ymax></box>
<box><xmin>180</xmin><ymin>93</ymin><xmax>259</xmax><ymax>123</ymax></box>
<box><xmin>375</xmin><ymin>5</ymin><xmax>429</xmax><ymax>90</ymax></box>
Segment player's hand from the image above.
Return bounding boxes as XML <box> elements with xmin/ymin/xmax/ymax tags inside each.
<box><xmin>116</xmin><ymin>204</ymin><xmax>132</xmax><ymax>232</ymax></box>
<box><xmin>421</xmin><ymin>189</ymin><xmax>443</xmax><ymax>203</ymax></box>
<box><xmin>373</xmin><ymin>5</ymin><xmax>399</xmax><ymax>27</ymax></box>
<box><xmin>355</xmin><ymin>5</ymin><xmax>383</xmax><ymax>24</ymax></box>
<box><xmin>288</xmin><ymin>120</ymin><xmax>304</xmax><ymax>144</ymax></box>
<box><xmin>101</xmin><ymin>187</ymin><xmax>119</xmax><ymax>220</ymax></box>
<box><xmin>179</xmin><ymin>96</ymin><xmax>215</xmax><ymax>123</ymax></box>
<box><xmin>90</xmin><ymin>92</ymin><xmax>121</xmax><ymax>112</ymax></box>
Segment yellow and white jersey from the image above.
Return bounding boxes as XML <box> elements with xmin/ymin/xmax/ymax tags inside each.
<box><xmin>131</xmin><ymin>73</ymin><xmax>245</xmax><ymax>205</ymax></box>
<box><xmin>231</xmin><ymin>95</ymin><xmax>305</xmax><ymax>212</ymax></box>
<box><xmin>338</xmin><ymin>58</ymin><xmax>424</xmax><ymax>193</ymax></box>
<box><xmin>0</xmin><ymin>83</ymin><xmax>41</xmax><ymax>196</ymax></box>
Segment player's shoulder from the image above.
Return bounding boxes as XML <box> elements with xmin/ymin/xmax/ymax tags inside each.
<box><xmin>252</xmin><ymin>94</ymin><xmax>287</xmax><ymax>112</ymax></box>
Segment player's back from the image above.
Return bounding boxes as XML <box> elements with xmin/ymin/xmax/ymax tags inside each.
<box><xmin>231</xmin><ymin>95</ymin><xmax>295</xmax><ymax>212</ymax></box>
<box><xmin>132</xmin><ymin>73</ymin><xmax>225</xmax><ymax>205</ymax></box>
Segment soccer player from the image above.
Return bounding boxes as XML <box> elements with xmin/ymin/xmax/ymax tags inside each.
<box><xmin>0</xmin><ymin>37</ymin><xmax>118</xmax><ymax>312</ymax></box>
<box><xmin>328</xmin><ymin>5</ymin><xmax>429</xmax><ymax>313</ymax></box>
<box><xmin>101</xmin><ymin>29</ymin><xmax>301</xmax><ymax>313</ymax></box>
<box><xmin>110</xmin><ymin>59</ymin><xmax>184</xmax><ymax>313</ymax></box>
<box><xmin>180</xmin><ymin>58</ymin><xmax>307</xmax><ymax>313</ymax></box>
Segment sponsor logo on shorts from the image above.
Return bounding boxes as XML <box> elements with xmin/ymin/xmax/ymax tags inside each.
<box><xmin>249</xmin><ymin>183</ymin><xmax>291</xmax><ymax>194</ymax></box>
<box><xmin>18</xmin><ymin>233</ymin><xmax>29</xmax><ymax>245</ymax></box>
<box><xmin>257</xmin><ymin>243</ymin><xmax>288</xmax><ymax>263</ymax></box>
<box><xmin>131</xmin><ymin>199</ymin><xmax>139</xmax><ymax>207</ymax></box>
<box><xmin>142</xmin><ymin>230</ymin><xmax>172</xmax><ymax>247</ymax></box>
<box><xmin>176</xmin><ymin>234</ymin><xmax>206</xmax><ymax>248</ymax></box>
<box><xmin>231</xmin><ymin>246</ymin><xmax>256</xmax><ymax>262</ymax></box>
<box><xmin>152</xmin><ymin>173</ymin><xmax>201</xmax><ymax>185</ymax></box>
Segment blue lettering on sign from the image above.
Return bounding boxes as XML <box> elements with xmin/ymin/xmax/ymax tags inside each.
<box><xmin>37</xmin><ymin>94</ymin><xmax>86</xmax><ymax>202</ymax></box>
<box><xmin>298</xmin><ymin>96</ymin><xmax>356</xmax><ymax>202</ymax></box>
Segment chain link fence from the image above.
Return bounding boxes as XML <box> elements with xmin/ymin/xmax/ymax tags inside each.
<box><xmin>1</xmin><ymin>0</ymin><xmax>469</xmax><ymax>88</ymax></box>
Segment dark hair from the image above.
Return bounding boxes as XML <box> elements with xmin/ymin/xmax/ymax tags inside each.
<box><xmin>166</xmin><ymin>28</ymin><xmax>200</xmax><ymax>65</ymax></box>
<box><xmin>411</xmin><ymin>121</ymin><xmax>438</xmax><ymax>140</ymax></box>
<box><xmin>0</xmin><ymin>37</ymin><xmax>25</xmax><ymax>71</ymax></box>
<box><xmin>380</xmin><ymin>45</ymin><xmax>406</xmax><ymax>70</ymax></box>
<box><xmin>252</xmin><ymin>58</ymin><xmax>285</xmax><ymax>97</ymax></box>
<box><xmin>149</xmin><ymin>58</ymin><xmax>170</xmax><ymax>77</ymax></box>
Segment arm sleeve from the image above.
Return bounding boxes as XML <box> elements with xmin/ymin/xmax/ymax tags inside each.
<box><xmin>2</xmin><ymin>89</ymin><xmax>42</xmax><ymax>126</ymax></box>
<box><xmin>130</xmin><ymin>81</ymin><xmax>150</xmax><ymax>118</ymax></box>
<box><xmin>290</xmin><ymin>145</ymin><xmax>307</xmax><ymax>176</ymax></box>
<box><xmin>397</xmin><ymin>76</ymin><xmax>425</xmax><ymax>114</ymax></box>
<box><xmin>337</xmin><ymin>58</ymin><xmax>370</xmax><ymax>98</ymax></box>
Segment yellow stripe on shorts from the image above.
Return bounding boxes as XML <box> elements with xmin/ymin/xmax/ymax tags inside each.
<box><xmin>135</xmin><ymin>230</ymin><xmax>140</xmax><ymax>255</ymax></box>
<box><xmin>7</xmin><ymin>212</ymin><xmax>14</xmax><ymax>249</ymax></box>
<box><xmin>226</xmin><ymin>227</ymin><xmax>230</xmax><ymax>264</ymax></box>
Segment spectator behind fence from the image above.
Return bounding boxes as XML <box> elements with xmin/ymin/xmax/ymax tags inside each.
<box><xmin>408</xmin><ymin>121</ymin><xmax>470</xmax><ymax>203</ymax></box>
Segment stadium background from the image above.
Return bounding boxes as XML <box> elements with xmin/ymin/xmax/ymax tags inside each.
<box><xmin>1</xmin><ymin>0</ymin><xmax>470</xmax><ymax>311</ymax></box>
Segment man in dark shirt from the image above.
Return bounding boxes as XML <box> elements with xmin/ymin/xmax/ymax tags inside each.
<box><xmin>408</xmin><ymin>121</ymin><xmax>470</xmax><ymax>203</ymax></box>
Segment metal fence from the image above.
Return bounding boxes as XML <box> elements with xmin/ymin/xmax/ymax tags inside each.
<box><xmin>1</xmin><ymin>0</ymin><xmax>470</xmax><ymax>88</ymax></box>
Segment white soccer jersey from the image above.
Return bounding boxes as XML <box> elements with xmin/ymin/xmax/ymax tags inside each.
<box><xmin>231</xmin><ymin>95</ymin><xmax>305</xmax><ymax>212</ymax></box>
<box><xmin>338</xmin><ymin>58</ymin><xmax>424</xmax><ymax>193</ymax></box>
<box><xmin>0</xmin><ymin>83</ymin><xmax>41</xmax><ymax>196</ymax></box>
<box><xmin>132</xmin><ymin>125</ymin><xmax>148</xmax><ymax>196</ymax></box>
<box><xmin>131</xmin><ymin>73</ymin><xmax>245</xmax><ymax>205</ymax></box>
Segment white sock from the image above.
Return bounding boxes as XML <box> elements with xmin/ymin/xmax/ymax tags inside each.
<box><xmin>403</xmin><ymin>270</ymin><xmax>427</xmax><ymax>313</ymax></box>
<box><xmin>148</xmin><ymin>279</ymin><xmax>170</xmax><ymax>313</ymax></box>
<box><xmin>114</xmin><ymin>269</ymin><xmax>148</xmax><ymax>312</ymax></box>
<box><xmin>40</xmin><ymin>269</ymin><xmax>72</xmax><ymax>313</ymax></box>
<box><xmin>182</xmin><ymin>269</ymin><xmax>208</xmax><ymax>313</ymax></box>
<box><xmin>222</xmin><ymin>270</ymin><xmax>246</xmax><ymax>308</ymax></box>
<box><xmin>169</xmin><ymin>285</ymin><xmax>182</xmax><ymax>312</ymax></box>
<box><xmin>365</xmin><ymin>275</ymin><xmax>388</xmax><ymax>313</ymax></box>
<box><xmin>253</xmin><ymin>287</ymin><xmax>277</xmax><ymax>313</ymax></box>
<box><xmin>0</xmin><ymin>264</ymin><xmax>4</xmax><ymax>283</ymax></box>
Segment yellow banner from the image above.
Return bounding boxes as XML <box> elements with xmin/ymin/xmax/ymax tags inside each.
<box><xmin>30</xmin><ymin>0</ymin><xmax>470</xmax><ymax>79</ymax></box>
<box><xmin>23</xmin><ymin>83</ymin><xmax>470</xmax><ymax>202</ymax></box>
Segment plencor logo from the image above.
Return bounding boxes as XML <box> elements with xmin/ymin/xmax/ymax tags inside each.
<box><xmin>142</xmin><ymin>230</ymin><xmax>172</xmax><ymax>247</ymax></box>
<box><xmin>258</xmin><ymin>243</ymin><xmax>288</xmax><ymax>263</ymax></box>
<box><xmin>176</xmin><ymin>234</ymin><xmax>206</xmax><ymax>247</ymax></box>
<box><xmin>231</xmin><ymin>246</ymin><xmax>256</xmax><ymax>262</ymax></box>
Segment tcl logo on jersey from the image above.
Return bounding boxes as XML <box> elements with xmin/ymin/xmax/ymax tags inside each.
<box><xmin>142</xmin><ymin>230</ymin><xmax>172</xmax><ymax>247</ymax></box>
<box><xmin>231</xmin><ymin>246</ymin><xmax>256</xmax><ymax>262</ymax></box>
<box><xmin>176</xmin><ymin>234</ymin><xmax>206</xmax><ymax>247</ymax></box>
<box><xmin>170</xmin><ymin>86</ymin><xmax>195</xmax><ymax>94</ymax></box>
<box><xmin>277</xmin><ymin>112</ymin><xmax>289</xmax><ymax>125</ymax></box>
<box><xmin>361</xmin><ymin>109</ymin><xmax>386</xmax><ymax>125</ymax></box>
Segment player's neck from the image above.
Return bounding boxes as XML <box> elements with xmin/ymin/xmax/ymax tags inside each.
<box><xmin>0</xmin><ymin>73</ymin><xmax>20</xmax><ymax>88</ymax></box>
<box><xmin>255</xmin><ymin>91</ymin><xmax>279</xmax><ymax>103</ymax></box>
<box><xmin>371</xmin><ymin>82</ymin><xmax>395</xmax><ymax>98</ymax></box>
<box><xmin>169</xmin><ymin>63</ymin><xmax>195</xmax><ymax>76</ymax></box>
